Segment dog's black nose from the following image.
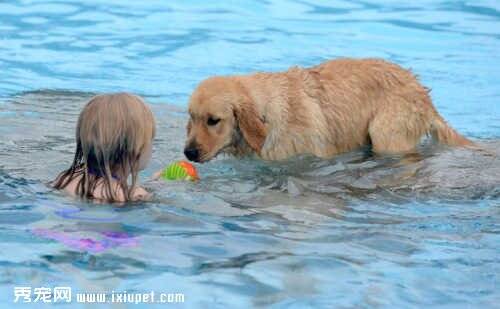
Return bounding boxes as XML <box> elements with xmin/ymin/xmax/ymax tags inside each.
<box><xmin>184</xmin><ymin>147</ymin><xmax>199</xmax><ymax>162</ymax></box>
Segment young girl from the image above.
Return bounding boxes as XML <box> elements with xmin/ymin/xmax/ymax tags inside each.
<box><xmin>53</xmin><ymin>93</ymin><xmax>156</xmax><ymax>203</ymax></box>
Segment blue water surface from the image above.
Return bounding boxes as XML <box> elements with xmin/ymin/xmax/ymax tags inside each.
<box><xmin>0</xmin><ymin>1</ymin><xmax>499</xmax><ymax>308</ymax></box>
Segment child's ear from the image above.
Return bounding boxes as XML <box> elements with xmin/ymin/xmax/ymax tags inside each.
<box><xmin>235</xmin><ymin>97</ymin><xmax>267</xmax><ymax>154</ymax></box>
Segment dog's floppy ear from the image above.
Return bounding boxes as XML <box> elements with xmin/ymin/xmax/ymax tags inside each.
<box><xmin>234</xmin><ymin>95</ymin><xmax>267</xmax><ymax>154</ymax></box>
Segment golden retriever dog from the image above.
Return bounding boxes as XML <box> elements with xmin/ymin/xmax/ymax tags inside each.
<box><xmin>184</xmin><ymin>58</ymin><xmax>472</xmax><ymax>162</ymax></box>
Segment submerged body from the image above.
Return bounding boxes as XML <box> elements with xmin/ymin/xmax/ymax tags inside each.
<box><xmin>185</xmin><ymin>58</ymin><xmax>472</xmax><ymax>162</ymax></box>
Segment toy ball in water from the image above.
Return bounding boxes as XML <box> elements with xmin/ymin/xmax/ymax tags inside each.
<box><xmin>161</xmin><ymin>161</ymin><xmax>199</xmax><ymax>181</ymax></box>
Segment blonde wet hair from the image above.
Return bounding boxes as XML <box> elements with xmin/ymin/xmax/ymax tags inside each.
<box><xmin>53</xmin><ymin>93</ymin><xmax>156</xmax><ymax>202</ymax></box>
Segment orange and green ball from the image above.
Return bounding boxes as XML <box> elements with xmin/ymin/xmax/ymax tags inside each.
<box><xmin>161</xmin><ymin>161</ymin><xmax>199</xmax><ymax>181</ymax></box>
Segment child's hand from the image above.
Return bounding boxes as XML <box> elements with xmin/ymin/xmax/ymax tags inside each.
<box><xmin>151</xmin><ymin>170</ymin><xmax>163</xmax><ymax>180</ymax></box>
<box><xmin>131</xmin><ymin>186</ymin><xmax>153</xmax><ymax>202</ymax></box>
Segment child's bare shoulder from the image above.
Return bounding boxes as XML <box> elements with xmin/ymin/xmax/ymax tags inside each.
<box><xmin>54</xmin><ymin>174</ymin><xmax>151</xmax><ymax>203</ymax></box>
<box><xmin>54</xmin><ymin>174</ymin><xmax>82</xmax><ymax>197</ymax></box>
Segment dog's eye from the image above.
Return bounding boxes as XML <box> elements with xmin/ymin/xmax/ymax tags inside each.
<box><xmin>207</xmin><ymin>117</ymin><xmax>221</xmax><ymax>126</ymax></box>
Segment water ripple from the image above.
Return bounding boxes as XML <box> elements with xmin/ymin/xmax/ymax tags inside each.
<box><xmin>0</xmin><ymin>1</ymin><xmax>499</xmax><ymax>307</ymax></box>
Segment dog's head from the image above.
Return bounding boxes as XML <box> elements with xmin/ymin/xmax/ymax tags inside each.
<box><xmin>184</xmin><ymin>77</ymin><xmax>267</xmax><ymax>162</ymax></box>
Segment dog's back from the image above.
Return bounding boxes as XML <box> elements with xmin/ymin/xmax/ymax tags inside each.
<box><xmin>308</xmin><ymin>58</ymin><xmax>473</xmax><ymax>154</ymax></box>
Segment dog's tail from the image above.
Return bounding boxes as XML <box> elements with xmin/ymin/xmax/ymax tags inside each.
<box><xmin>431</xmin><ymin>116</ymin><xmax>474</xmax><ymax>147</ymax></box>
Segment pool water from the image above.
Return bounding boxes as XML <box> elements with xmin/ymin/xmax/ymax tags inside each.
<box><xmin>0</xmin><ymin>1</ymin><xmax>499</xmax><ymax>308</ymax></box>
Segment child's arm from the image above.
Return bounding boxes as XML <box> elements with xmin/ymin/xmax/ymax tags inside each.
<box><xmin>151</xmin><ymin>170</ymin><xmax>163</xmax><ymax>180</ymax></box>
